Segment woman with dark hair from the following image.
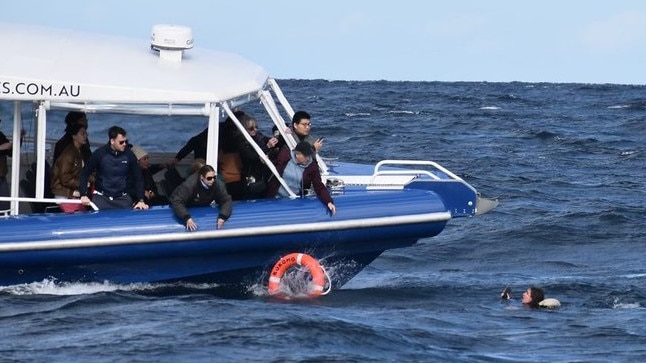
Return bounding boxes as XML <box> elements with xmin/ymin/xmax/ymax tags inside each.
<box><xmin>522</xmin><ymin>286</ymin><xmax>545</xmax><ymax>308</ymax></box>
<box><xmin>53</xmin><ymin>111</ymin><xmax>92</xmax><ymax>164</ymax></box>
<box><xmin>170</xmin><ymin>164</ymin><xmax>232</xmax><ymax>231</ymax></box>
<box><xmin>51</xmin><ymin>123</ymin><xmax>88</xmax><ymax>212</ymax></box>
<box><xmin>501</xmin><ymin>286</ymin><xmax>560</xmax><ymax>308</ymax></box>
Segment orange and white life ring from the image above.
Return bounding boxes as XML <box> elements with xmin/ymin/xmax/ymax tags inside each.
<box><xmin>268</xmin><ymin>252</ymin><xmax>327</xmax><ymax>297</ymax></box>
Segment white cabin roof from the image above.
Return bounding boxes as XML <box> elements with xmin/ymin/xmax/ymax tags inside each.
<box><xmin>0</xmin><ymin>22</ymin><xmax>269</xmax><ymax>104</ymax></box>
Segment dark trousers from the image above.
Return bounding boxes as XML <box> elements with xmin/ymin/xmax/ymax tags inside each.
<box><xmin>0</xmin><ymin>176</ymin><xmax>9</xmax><ymax>211</ymax></box>
<box><xmin>226</xmin><ymin>180</ymin><xmax>246</xmax><ymax>201</ymax></box>
<box><xmin>92</xmin><ymin>192</ymin><xmax>133</xmax><ymax>210</ymax></box>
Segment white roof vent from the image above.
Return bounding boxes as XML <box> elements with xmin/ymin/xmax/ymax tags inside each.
<box><xmin>150</xmin><ymin>24</ymin><xmax>194</xmax><ymax>62</ymax></box>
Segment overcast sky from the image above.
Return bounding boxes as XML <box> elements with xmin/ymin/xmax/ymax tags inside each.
<box><xmin>3</xmin><ymin>0</ymin><xmax>646</xmax><ymax>84</ymax></box>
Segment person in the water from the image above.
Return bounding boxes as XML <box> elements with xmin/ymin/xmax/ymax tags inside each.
<box><xmin>500</xmin><ymin>286</ymin><xmax>560</xmax><ymax>308</ymax></box>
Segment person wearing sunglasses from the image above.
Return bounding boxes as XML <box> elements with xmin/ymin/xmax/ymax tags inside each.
<box><xmin>169</xmin><ymin>164</ymin><xmax>232</xmax><ymax>231</ymax></box>
<box><xmin>237</xmin><ymin>113</ymin><xmax>278</xmax><ymax>200</ymax></box>
<box><xmin>79</xmin><ymin>125</ymin><xmax>148</xmax><ymax>210</ymax></box>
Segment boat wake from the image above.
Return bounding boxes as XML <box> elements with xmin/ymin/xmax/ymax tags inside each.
<box><xmin>0</xmin><ymin>278</ymin><xmax>221</xmax><ymax>296</ymax></box>
<box><xmin>2</xmin><ymin>257</ymin><xmax>357</xmax><ymax>299</ymax></box>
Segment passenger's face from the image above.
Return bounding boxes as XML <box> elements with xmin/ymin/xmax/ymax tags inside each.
<box><xmin>294</xmin><ymin>151</ymin><xmax>310</xmax><ymax>165</ymax></box>
<box><xmin>294</xmin><ymin>119</ymin><xmax>311</xmax><ymax>136</ymax></box>
<box><xmin>245</xmin><ymin>122</ymin><xmax>258</xmax><ymax>136</ymax></box>
<box><xmin>138</xmin><ymin>155</ymin><xmax>150</xmax><ymax>169</ymax></box>
<box><xmin>522</xmin><ymin>288</ymin><xmax>533</xmax><ymax>304</ymax></box>
<box><xmin>73</xmin><ymin>127</ymin><xmax>88</xmax><ymax>145</ymax></box>
<box><xmin>201</xmin><ymin>172</ymin><xmax>216</xmax><ymax>186</ymax></box>
<box><xmin>111</xmin><ymin>134</ymin><xmax>128</xmax><ymax>152</ymax></box>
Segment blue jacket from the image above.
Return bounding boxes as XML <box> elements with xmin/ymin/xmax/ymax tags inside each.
<box><xmin>79</xmin><ymin>143</ymin><xmax>144</xmax><ymax>200</ymax></box>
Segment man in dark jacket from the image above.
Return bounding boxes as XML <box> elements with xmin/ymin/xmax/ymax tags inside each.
<box><xmin>170</xmin><ymin>164</ymin><xmax>232</xmax><ymax>231</ymax></box>
<box><xmin>79</xmin><ymin>125</ymin><xmax>147</xmax><ymax>210</ymax></box>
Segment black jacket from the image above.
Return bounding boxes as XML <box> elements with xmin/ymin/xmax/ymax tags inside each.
<box><xmin>175</xmin><ymin>128</ymin><xmax>207</xmax><ymax>161</ymax></box>
<box><xmin>170</xmin><ymin>172</ymin><xmax>233</xmax><ymax>223</ymax></box>
<box><xmin>238</xmin><ymin>132</ymin><xmax>272</xmax><ymax>181</ymax></box>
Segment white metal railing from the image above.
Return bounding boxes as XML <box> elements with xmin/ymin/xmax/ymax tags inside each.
<box><xmin>369</xmin><ymin>159</ymin><xmax>478</xmax><ymax>194</ymax></box>
<box><xmin>268</xmin><ymin>79</ymin><xmax>295</xmax><ymax>117</ymax></box>
<box><xmin>48</xmin><ymin>101</ymin><xmax>210</xmax><ymax>116</ymax></box>
<box><xmin>259</xmin><ymin>90</ymin><xmax>292</xmax><ymax>148</ymax></box>
<box><xmin>0</xmin><ymin>197</ymin><xmax>98</xmax><ymax>212</ymax></box>
<box><xmin>0</xmin><ymin>212</ymin><xmax>452</xmax><ymax>252</ymax></box>
<box><xmin>372</xmin><ymin>169</ymin><xmax>441</xmax><ymax>181</ymax></box>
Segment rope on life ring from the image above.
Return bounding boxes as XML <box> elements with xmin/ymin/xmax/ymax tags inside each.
<box><xmin>268</xmin><ymin>252</ymin><xmax>330</xmax><ymax>297</ymax></box>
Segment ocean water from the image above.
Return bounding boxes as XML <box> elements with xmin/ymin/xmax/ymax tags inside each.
<box><xmin>1</xmin><ymin>80</ymin><xmax>645</xmax><ymax>362</ymax></box>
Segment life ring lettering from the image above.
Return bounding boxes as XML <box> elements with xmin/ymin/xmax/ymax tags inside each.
<box><xmin>268</xmin><ymin>253</ymin><xmax>325</xmax><ymax>297</ymax></box>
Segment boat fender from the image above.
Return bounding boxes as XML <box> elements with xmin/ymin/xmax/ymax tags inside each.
<box><xmin>268</xmin><ymin>253</ymin><xmax>326</xmax><ymax>297</ymax></box>
<box><xmin>538</xmin><ymin>298</ymin><xmax>561</xmax><ymax>308</ymax></box>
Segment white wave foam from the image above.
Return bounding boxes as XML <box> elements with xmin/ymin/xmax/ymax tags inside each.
<box><xmin>610</xmin><ymin>296</ymin><xmax>642</xmax><ymax>309</ymax></box>
<box><xmin>613</xmin><ymin>302</ymin><xmax>641</xmax><ymax>309</ymax></box>
<box><xmin>386</xmin><ymin>110</ymin><xmax>416</xmax><ymax>115</ymax></box>
<box><xmin>345</xmin><ymin>112</ymin><xmax>371</xmax><ymax>117</ymax></box>
<box><xmin>480</xmin><ymin>106</ymin><xmax>501</xmax><ymax>110</ymax></box>
<box><xmin>622</xmin><ymin>272</ymin><xmax>646</xmax><ymax>278</ymax></box>
<box><xmin>0</xmin><ymin>279</ymin><xmax>220</xmax><ymax>296</ymax></box>
<box><xmin>607</xmin><ymin>105</ymin><xmax>630</xmax><ymax>109</ymax></box>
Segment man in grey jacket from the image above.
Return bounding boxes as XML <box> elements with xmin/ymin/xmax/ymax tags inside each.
<box><xmin>170</xmin><ymin>164</ymin><xmax>232</xmax><ymax>231</ymax></box>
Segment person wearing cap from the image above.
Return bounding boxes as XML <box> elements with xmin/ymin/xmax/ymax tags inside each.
<box><xmin>131</xmin><ymin>145</ymin><xmax>168</xmax><ymax>206</ymax></box>
<box><xmin>266</xmin><ymin>141</ymin><xmax>336</xmax><ymax>215</ymax></box>
<box><xmin>169</xmin><ymin>164</ymin><xmax>232</xmax><ymax>231</ymax></box>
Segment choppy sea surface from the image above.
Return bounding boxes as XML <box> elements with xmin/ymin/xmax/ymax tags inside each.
<box><xmin>1</xmin><ymin>80</ymin><xmax>645</xmax><ymax>362</ymax></box>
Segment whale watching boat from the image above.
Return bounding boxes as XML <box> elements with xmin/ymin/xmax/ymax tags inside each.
<box><xmin>0</xmin><ymin>22</ymin><xmax>497</xmax><ymax>292</ymax></box>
